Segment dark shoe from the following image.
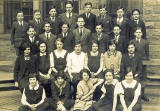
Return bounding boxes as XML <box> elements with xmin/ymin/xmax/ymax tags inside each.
<box><xmin>141</xmin><ymin>95</ymin><xmax>149</xmax><ymax>102</ymax></box>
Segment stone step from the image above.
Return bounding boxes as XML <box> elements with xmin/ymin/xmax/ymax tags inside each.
<box><xmin>149</xmin><ymin>51</ymin><xmax>160</xmax><ymax>59</ymax></box>
<box><xmin>149</xmin><ymin>45</ymin><xmax>160</xmax><ymax>52</ymax></box>
<box><xmin>143</xmin><ymin>59</ymin><xmax>160</xmax><ymax>66</ymax></box>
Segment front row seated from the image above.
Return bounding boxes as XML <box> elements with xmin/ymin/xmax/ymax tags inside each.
<box><xmin>18</xmin><ymin>67</ymin><xmax>142</xmax><ymax>111</ymax></box>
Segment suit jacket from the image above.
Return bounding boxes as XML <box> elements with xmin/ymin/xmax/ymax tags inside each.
<box><xmin>23</xmin><ymin>36</ymin><xmax>40</xmax><ymax>55</ymax></box>
<box><xmin>29</xmin><ymin>19</ymin><xmax>44</xmax><ymax>36</ymax></box>
<box><xmin>120</xmin><ymin>53</ymin><xmax>142</xmax><ymax>80</ymax></box>
<box><xmin>14</xmin><ymin>55</ymin><xmax>38</xmax><ymax>82</ymax></box>
<box><xmin>96</xmin><ymin>15</ymin><xmax>112</xmax><ymax>34</ymax></box>
<box><xmin>45</xmin><ymin>17</ymin><xmax>60</xmax><ymax>35</ymax></box>
<box><xmin>111</xmin><ymin>17</ymin><xmax>128</xmax><ymax>37</ymax></box>
<box><xmin>130</xmin><ymin>38</ymin><xmax>149</xmax><ymax>60</ymax></box>
<box><xmin>11</xmin><ymin>21</ymin><xmax>28</xmax><ymax>47</ymax></box>
<box><xmin>91</xmin><ymin>33</ymin><xmax>109</xmax><ymax>53</ymax></box>
<box><xmin>58</xmin><ymin>32</ymin><xmax>75</xmax><ymax>52</ymax></box>
<box><xmin>58</xmin><ymin>12</ymin><xmax>78</xmax><ymax>31</ymax></box>
<box><xmin>80</xmin><ymin>13</ymin><xmax>96</xmax><ymax>33</ymax></box>
<box><xmin>127</xmin><ymin>19</ymin><xmax>146</xmax><ymax>41</ymax></box>
<box><xmin>72</xmin><ymin>27</ymin><xmax>91</xmax><ymax>52</ymax></box>
<box><xmin>110</xmin><ymin>34</ymin><xmax>127</xmax><ymax>53</ymax></box>
<box><xmin>39</xmin><ymin>33</ymin><xmax>57</xmax><ymax>53</ymax></box>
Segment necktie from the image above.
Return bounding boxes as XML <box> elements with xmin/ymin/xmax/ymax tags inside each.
<box><xmin>98</xmin><ymin>34</ymin><xmax>101</xmax><ymax>41</ymax></box>
<box><xmin>46</xmin><ymin>33</ymin><xmax>49</xmax><ymax>41</ymax></box>
<box><xmin>68</xmin><ymin>13</ymin><xmax>71</xmax><ymax>19</ymax></box>
<box><xmin>79</xmin><ymin>29</ymin><xmax>82</xmax><ymax>36</ymax></box>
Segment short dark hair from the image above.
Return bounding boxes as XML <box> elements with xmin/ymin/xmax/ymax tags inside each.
<box><xmin>112</xmin><ymin>24</ymin><xmax>121</xmax><ymax>30</ymax></box>
<box><xmin>104</xmin><ymin>69</ymin><xmax>114</xmax><ymax>76</ymax></box>
<box><xmin>128</xmin><ymin>42</ymin><xmax>135</xmax><ymax>48</ymax></box>
<box><xmin>98</xmin><ymin>5</ymin><xmax>107</xmax><ymax>10</ymax></box>
<box><xmin>96</xmin><ymin>23</ymin><xmax>104</xmax><ymax>28</ymax></box>
<box><xmin>84</xmin><ymin>2</ymin><xmax>92</xmax><ymax>7</ymax></box>
<box><xmin>80</xmin><ymin>69</ymin><xmax>91</xmax><ymax>80</ymax></box>
<box><xmin>55</xmin><ymin>71</ymin><xmax>67</xmax><ymax>80</ymax></box>
<box><xmin>65</xmin><ymin>1</ymin><xmax>73</xmax><ymax>7</ymax></box>
<box><xmin>61</xmin><ymin>23</ymin><xmax>69</xmax><ymax>28</ymax></box>
<box><xmin>33</xmin><ymin>10</ymin><xmax>41</xmax><ymax>14</ymax></box>
<box><xmin>108</xmin><ymin>39</ymin><xmax>116</xmax><ymax>46</ymax></box>
<box><xmin>116</xmin><ymin>6</ymin><xmax>124</xmax><ymax>11</ymax></box>
<box><xmin>28</xmin><ymin>73</ymin><xmax>38</xmax><ymax>79</ymax></box>
<box><xmin>91</xmin><ymin>40</ymin><xmax>99</xmax><ymax>47</ymax></box>
<box><xmin>134</xmin><ymin>27</ymin><xmax>142</xmax><ymax>33</ymax></box>
<box><xmin>49</xmin><ymin>6</ymin><xmax>56</xmax><ymax>11</ymax></box>
<box><xmin>16</xmin><ymin>10</ymin><xmax>23</xmax><ymax>14</ymax></box>
<box><xmin>55</xmin><ymin>37</ymin><xmax>64</xmax><ymax>44</ymax></box>
<box><xmin>132</xmin><ymin>9</ymin><xmax>140</xmax><ymax>15</ymax></box>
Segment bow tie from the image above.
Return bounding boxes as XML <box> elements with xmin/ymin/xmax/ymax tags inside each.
<box><xmin>40</xmin><ymin>53</ymin><xmax>46</xmax><ymax>56</ymax></box>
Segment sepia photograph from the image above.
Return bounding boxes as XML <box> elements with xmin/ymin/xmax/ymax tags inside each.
<box><xmin>0</xmin><ymin>0</ymin><xmax>160</xmax><ymax>111</ymax></box>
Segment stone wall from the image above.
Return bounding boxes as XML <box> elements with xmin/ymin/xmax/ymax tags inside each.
<box><xmin>143</xmin><ymin>0</ymin><xmax>160</xmax><ymax>59</ymax></box>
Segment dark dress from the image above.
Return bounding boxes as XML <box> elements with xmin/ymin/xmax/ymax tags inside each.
<box><xmin>14</xmin><ymin>55</ymin><xmax>38</xmax><ymax>92</ymax></box>
<box><xmin>118</xmin><ymin>81</ymin><xmax>142</xmax><ymax>111</ymax></box>
<box><xmin>37</xmin><ymin>53</ymin><xmax>51</xmax><ymax>98</ymax></box>
<box><xmin>88</xmin><ymin>82</ymin><xmax>118</xmax><ymax>111</ymax></box>
<box><xmin>87</xmin><ymin>52</ymin><xmax>103</xmax><ymax>101</ymax></box>
<box><xmin>53</xmin><ymin>50</ymin><xmax>68</xmax><ymax>71</ymax></box>
<box><xmin>50</xmin><ymin>81</ymin><xmax>75</xmax><ymax>110</ymax></box>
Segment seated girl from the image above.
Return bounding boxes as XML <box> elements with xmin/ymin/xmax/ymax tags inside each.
<box><xmin>72</xmin><ymin>69</ymin><xmax>104</xmax><ymax>111</ymax></box>
<box><xmin>87</xmin><ymin>69</ymin><xmax>119</xmax><ymax>111</ymax></box>
<box><xmin>50</xmin><ymin>71</ymin><xmax>75</xmax><ymax>111</ymax></box>
<box><xmin>115</xmin><ymin>67</ymin><xmax>142</xmax><ymax>111</ymax></box>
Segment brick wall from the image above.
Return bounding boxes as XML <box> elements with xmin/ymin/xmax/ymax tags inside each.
<box><xmin>143</xmin><ymin>0</ymin><xmax>160</xmax><ymax>59</ymax></box>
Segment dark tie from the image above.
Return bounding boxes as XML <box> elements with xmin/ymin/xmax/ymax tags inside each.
<box><xmin>46</xmin><ymin>33</ymin><xmax>49</xmax><ymax>41</ymax></box>
<box><xmin>68</xmin><ymin>13</ymin><xmax>71</xmax><ymax>19</ymax></box>
<box><xmin>79</xmin><ymin>29</ymin><xmax>82</xmax><ymax>36</ymax></box>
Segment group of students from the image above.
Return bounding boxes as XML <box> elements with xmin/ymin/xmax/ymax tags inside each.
<box><xmin>11</xmin><ymin>1</ymin><xmax>150</xmax><ymax>111</ymax></box>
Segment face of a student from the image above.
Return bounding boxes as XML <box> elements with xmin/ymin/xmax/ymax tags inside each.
<box><xmin>92</xmin><ymin>43</ymin><xmax>98</xmax><ymax>52</ymax></box>
<box><xmin>77</xmin><ymin>18</ymin><xmax>85</xmax><ymax>28</ymax></box>
<box><xmin>24</xmin><ymin>48</ymin><xmax>30</xmax><ymax>56</ymax></box>
<box><xmin>85</xmin><ymin>5</ymin><xmax>92</xmax><ymax>13</ymax></box>
<box><xmin>27</xmin><ymin>28</ymin><xmax>36</xmax><ymax>37</ymax></box>
<box><xmin>128</xmin><ymin>44</ymin><xmax>135</xmax><ymax>54</ymax></box>
<box><xmin>62</xmin><ymin>24</ymin><xmax>69</xmax><ymax>33</ymax></box>
<box><xmin>56</xmin><ymin>41</ymin><xmax>63</xmax><ymax>50</ymax></box>
<box><xmin>113</xmin><ymin>26</ymin><xmax>121</xmax><ymax>35</ymax></box>
<box><xmin>132</xmin><ymin>11</ymin><xmax>140</xmax><ymax>20</ymax></box>
<box><xmin>82</xmin><ymin>72</ymin><xmax>89</xmax><ymax>82</ymax></box>
<box><xmin>109</xmin><ymin>44</ymin><xmax>116</xmax><ymax>51</ymax></box>
<box><xmin>57</xmin><ymin>77</ymin><xmax>65</xmax><ymax>86</ymax></box>
<box><xmin>99</xmin><ymin>8</ymin><xmax>106</xmax><ymax>15</ymax></box>
<box><xmin>105</xmin><ymin>72</ymin><xmax>113</xmax><ymax>83</ymax></box>
<box><xmin>125</xmin><ymin>72</ymin><xmax>133</xmax><ymax>81</ymax></box>
<box><xmin>96</xmin><ymin>25</ymin><xmax>103</xmax><ymax>34</ymax></box>
<box><xmin>17</xmin><ymin>13</ymin><xmax>24</xmax><ymax>21</ymax></box>
<box><xmin>40</xmin><ymin>43</ymin><xmax>46</xmax><ymax>53</ymax></box>
<box><xmin>117</xmin><ymin>9</ymin><xmax>124</xmax><ymax>18</ymax></box>
<box><xmin>66</xmin><ymin>4</ymin><xmax>73</xmax><ymax>13</ymax></box>
<box><xmin>134</xmin><ymin>29</ymin><xmax>142</xmax><ymax>39</ymax></box>
<box><xmin>34</xmin><ymin>12</ymin><xmax>41</xmax><ymax>19</ymax></box>
<box><xmin>49</xmin><ymin>8</ymin><xmax>57</xmax><ymax>17</ymax></box>
<box><xmin>74</xmin><ymin>44</ymin><xmax>81</xmax><ymax>54</ymax></box>
<box><xmin>44</xmin><ymin>24</ymin><xmax>51</xmax><ymax>33</ymax></box>
<box><xmin>29</xmin><ymin>77</ymin><xmax>37</xmax><ymax>87</ymax></box>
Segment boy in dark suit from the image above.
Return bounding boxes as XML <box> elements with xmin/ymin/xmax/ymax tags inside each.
<box><xmin>14</xmin><ymin>46</ymin><xmax>38</xmax><ymax>93</ymax></box>
<box><xmin>11</xmin><ymin>11</ymin><xmax>29</xmax><ymax>56</ymax></box>
<box><xmin>91</xmin><ymin>23</ymin><xmax>109</xmax><ymax>53</ymax></box>
<box><xmin>96</xmin><ymin>5</ymin><xmax>112</xmax><ymax>34</ymax></box>
<box><xmin>39</xmin><ymin>22</ymin><xmax>57</xmax><ymax>54</ymax></box>
<box><xmin>45</xmin><ymin>7</ymin><xmax>60</xmax><ymax>35</ymax></box>
<box><xmin>58</xmin><ymin>23</ymin><xmax>75</xmax><ymax>52</ymax></box>
<box><xmin>110</xmin><ymin>25</ymin><xmax>127</xmax><ymax>54</ymax></box>
<box><xmin>23</xmin><ymin>26</ymin><xmax>40</xmax><ymax>55</ymax></box>
<box><xmin>130</xmin><ymin>27</ymin><xmax>149</xmax><ymax>101</ymax></box>
<box><xmin>29</xmin><ymin>10</ymin><xmax>44</xmax><ymax>36</ymax></box>
<box><xmin>72</xmin><ymin>17</ymin><xmax>91</xmax><ymax>52</ymax></box>
<box><xmin>80</xmin><ymin>2</ymin><xmax>96</xmax><ymax>33</ymax></box>
<box><xmin>58</xmin><ymin>1</ymin><xmax>78</xmax><ymax>31</ymax></box>
<box><xmin>110</xmin><ymin>7</ymin><xmax>128</xmax><ymax>38</ymax></box>
<box><xmin>127</xmin><ymin>9</ymin><xmax>146</xmax><ymax>40</ymax></box>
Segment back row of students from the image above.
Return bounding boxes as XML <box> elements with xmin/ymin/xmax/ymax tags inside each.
<box><xmin>11</xmin><ymin>1</ymin><xmax>147</xmax><ymax>56</ymax></box>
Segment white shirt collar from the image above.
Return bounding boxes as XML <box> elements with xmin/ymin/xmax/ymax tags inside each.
<box><xmin>29</xmin><ymin>82</ymin><xmax>39</xmax><ymax>90</ymax></box>
<box><xmin>29</xmin><ymin>36</ymin><xmax>35</xmax><ymax>42</ymax></box>
<box><xmin>66</xmin><ymin>12</ymin><xmax>72</xmax><ymax>18</ymax></box>
<box><xmin>45</xmin><ymin>32</ymin><xmax>51</xmax><ymax>38</ymax></box>
<box><xmin>40</xmin><ymin>52</ymin><xmax>46</xmax><ymax>56</ymax></box>
<box><xmin>117</xmin><ymin>17</ymin><xmax>123</xmax><ymax>22</ymax></box>
<box><xmin>18</xmin><ymin>21</ymin><xmax>23</xmax><ymax>25</ymax></box>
